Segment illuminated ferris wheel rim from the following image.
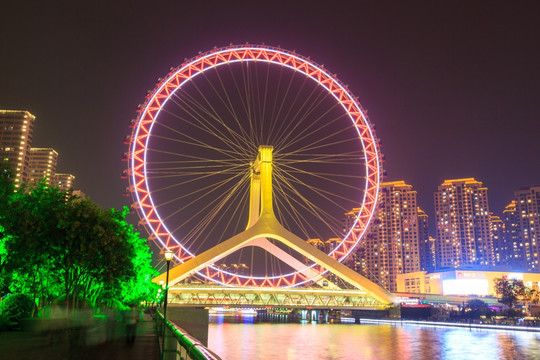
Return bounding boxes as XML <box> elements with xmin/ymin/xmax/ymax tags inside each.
<box><xmin>128</xmin><ymin>44</ymin><xmax>381</xmax><ymax>286</ymax></box>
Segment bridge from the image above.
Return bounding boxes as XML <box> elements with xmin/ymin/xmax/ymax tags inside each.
<box><xmin>153</xmin><ymin>146</ymin><xmax>396</xmax><ymax>310</ymax></box>
<box><xmin>166</xmin><ymin>285</ymin><xmax>389</xmax><ymax>309</ymax></box>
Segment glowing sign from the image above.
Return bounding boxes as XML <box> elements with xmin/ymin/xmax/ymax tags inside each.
<box><xmin>508</xmin><ymin>273</ymin><xmax>523</xmax><ymax>281</ymax></box>
<box><xmin>457</xmin><ymin>272</ymin><xmax>486</xmax><ymax>279</ymax></box>
<box><xmin>442</xmin><ymin>279</ymin><xmax>489</xmax><ymax>296</ymax></box>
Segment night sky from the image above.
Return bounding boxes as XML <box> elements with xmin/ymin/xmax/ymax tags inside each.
<box><xmin>2</xmin><ymin>1</ymin><xmax>539</xmax><ymax>234</ymax></box>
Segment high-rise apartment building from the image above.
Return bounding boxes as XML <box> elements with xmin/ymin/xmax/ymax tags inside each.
<box><xmin>28</xmin><ymin>148</ymin><xmax>58</xmax><ymax>186</ymax></box>
<box><xmin>490</xmin><ymin>213</ymin><xmax>506</xmax><ymax>266</ymax></box>
<box><xmin>418</xmin><ymin>208</ymin><xmax>435</xmax><ymax>272</ymax></box>
<box><xmin>513</xmin><ymin>186</ymin><xmax>540</xmax><ymax>272</ymax></box>
<box><xmin>52</xmin><ymin>173</ymin><xmax>75</xmax><ymax>192</ymax></box>
<box><xmin>502</xmin><ymin>200</ymin><xmax>523</xmax><ymax>268</ymax></box>
<box><xmin>343</xmin><ymin>207</ymin><xmax>361</xmax><ymax>235</ymax></box>
<box><xmin>0</xmin><ymin>110</ymin><xmax>35</xmax><ymax>187</ymax></box>
<box><xmin>359</xmin><ymin>181</ymin><xmax>421</xmax><ymax>291</ymax></box>
<box><xmin>434</xmin><ymin>178</ymin><xmax>494</xmax><ymax>269</ymax></box>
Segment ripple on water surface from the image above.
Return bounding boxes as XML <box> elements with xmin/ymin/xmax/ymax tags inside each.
<box><xmin>208</xmin><ymin>321</ymin><xmax>540</xmax><ymax>360</ymax></box>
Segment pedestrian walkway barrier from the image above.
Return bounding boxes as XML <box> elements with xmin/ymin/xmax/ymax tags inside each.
<box><xmin>157</xmin><ymin>311</ymin><xmax>221</xmax><ymax>360</ymax></box>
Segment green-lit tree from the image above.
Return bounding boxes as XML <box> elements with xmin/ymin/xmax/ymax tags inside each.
<box><xmin>111</xmin><ymin>208</ymin><xmax>159</xmax><ymax>306</ymax></box>
<box><xmin>0</xmin><ymin>176</ymin><xmax>158</xmax><ymax>314</ymax></box>
<box><xmin>0</xmin><ymin>180</ymin><xmax>67</xmax><ymax>315</ymax></box>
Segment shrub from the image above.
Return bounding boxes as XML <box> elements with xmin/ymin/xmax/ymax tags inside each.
<box><xmin>0</xmin><ymin>294</ymin><xmax>34</xmax><ymax>322</ymax></box>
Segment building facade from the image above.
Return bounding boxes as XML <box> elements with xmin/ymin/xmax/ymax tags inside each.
<box><xmin>513</xmin><ymin>186</ymin><xmax>540</xmax><ymax>272</ymax></box>
<box><xmin>502</xmin><ymin>200</ymin><xmax>522</xmax><ymax>267</ymax></box>
<box><xmin>417</xmin><ymin>208</ymin><xmax>435</xmax><ymax>272</ymax></box>
<box><xmin>356</xmin><ymin>181</ymin><xmax>421</xmax><ymax>291</ymax></box>
<box><xmin>434</xmin><ymin>178</ymin><xmax>494</xmax><ymax>269</ymax></box>
<box><xmin>490</xmin><ymin>213</ymin><xmax>506</xmax><ymax>266</ymax></box>
<box><xmin>52</xmin><ymin>173</ymin><xmax>75</xmax><ymax>192</ymax></box>
<box><xmin>28</xmin><ymin>148</ymin><xmax>58</xmax><ymax>186</ymax></box>
<box><xmin>397</xmin><ymin>268</ymin><xmax>540</xmax><ymax>296</ymax></box>
<box><xmin>0</xmin><ymin>110</ymin><xmax>35</xmax><ymax>187</ymax></box>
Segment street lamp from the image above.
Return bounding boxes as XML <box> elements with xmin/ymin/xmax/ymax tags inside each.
<box><xmin>162</xmin><ymin>250</ymin><xmax>173</xmax><ymax>360</ymax></box>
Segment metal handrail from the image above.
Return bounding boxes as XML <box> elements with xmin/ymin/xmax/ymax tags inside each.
<box><xmin>157</xmin><ymin>311</ymin><xmax>221</xmax><ymax>360</ymax></box>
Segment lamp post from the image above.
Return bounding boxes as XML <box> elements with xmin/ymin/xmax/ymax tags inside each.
<box><xmin>161</xmin><ymin>250</ymin><xmax>173</xmax><ymax>360</ymax></box>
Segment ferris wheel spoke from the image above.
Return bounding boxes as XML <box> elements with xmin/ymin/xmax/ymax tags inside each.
<box><xmin>146</xmin><ymin>162</ymin><xmax>246</xmax><ymax>175</ymax></box>
<box><xmin>162</xmin><ymin>96</ymin><xmax>253</xmax><ymax>158</ymax></box>
<box><xmin>146</xmin><ymin>162</ymin><xmax>246</xmax><ymax>172</ymax></box>
<box><xmin>148</xmin><ymin>132</ymin><xmax>248</xmax><ymax>160</ymax></box>
<box><xmin>224</xmin><ymin>64</ymin><xmax>258</xmax><ymax>145</ymax></box>
<box><xmin>180</xmin><ymin>78</ymin><xmax>256</xmax><ymax>155</ymax></box>
<box><xmin>146</xmin><ymin>170</ymin><xmax>243</xmax><ymax>179</ymax></box>
<box><xmin>181</xmin><ymin>174</ymin><xmax>250</xmax><ymax>253</ymax></box>
<box><xmin>267</xmin><ymin>75</ymin><xmax>312</xmax><ymax>147</ymax></box>
<box><xmin>277</xmin><ymin>111</ymin><xmax>352</xmax><ymax>156</ymax></box>
<box><xmin>273</xmin><ymin>169</ymin><xmax>344</xmax><ymax>233</ymax></box>
<box><xmin>279</xmin><ymin>167</ymin><xmax>364</xmax><ymax>181</ymax></box>
<box><xmin>275</xmin><ymin>174</ymin><xmax>358</xmax><ymax>219</ymax></box>
<box><xmin>273</xmin><ymin>92</ymin><xmax>343</xmax><ymax>152</ymax></box>
<box><xmin>274</xmin><ymin>167</ymin><xmax>352</xmax><ymax>221</ymax></box>
<box><xmin>277</xmin><ymin>151</ymin><xmax>365</xmax><ymax>166</ymax></box>
<box><xmin>272</xmin><ymin>185</ymin><xmax>313</xmax><ymax>239</ymax></box>
<box><xmin>258</xmin><ymin>62</ymin><xmax>271</xmax><ymax>144</ymax></box>
<box><xmin>239</xmin><ymin>61</ymin><xmax>258</xmax><ymax>145</ymax></box>
<box><xmin>167</xmin><ymin>171</ymin><xmax>250</xmax><ymax>241</ymax></box>
<box><xmin>211</xmin><ymin>68</ymin><xmax>254</xmax><ymax>144</ymax></box>
<box><xmin>265</xmin><ymin>64</ymin><xmax>285</xmax><ymax>145</ymax></box>
<box><xmin>187</xmin><ymin>188</ymin><xmax>247</xmax><ymax>255</ymax></box>
<box><xmin>272</xmin><ymin>83</ymin><xmax>332</xmax><ymax>151</ymax></box>
<box><xmin>277</xmin><ymin>162</ymin><xmax>364</xmax><ymax>193</ymax></box>
<box><xmin>264</xmin><ymin>64</ymin><xmax>297</xmax><ymax>144</ymax></box>
<box><xmin>153</xmin><ymin>173</ymin><xmax>246</xmax><ymax>210</ymax></box>
<box><xmin>147</xmin><ymin>164</ymin><xmax>247</xmax><ymax>194</ymax></box>
<box><xmin>279</xmin><ymin>132</ymin><xmax>359</xmax><ymax>161</ymax></box>
<box><xmin>154</xmin><ymin>170</ymin><xmax>248</xmax><ymax>214</ymax></box>
<box><xmin>146</xmin><ymin>152</ymin><xmax>246</xmax><ymax>166</ymax></box>
<box><xmin>200</xmin><ymin>69</ymin><xmax>253</xmax><ymax>146</ymax></box>
<box><xmin>273</xmin><ymin>181</ymin><xmax>336</xmax><ymax>240</ymax></box>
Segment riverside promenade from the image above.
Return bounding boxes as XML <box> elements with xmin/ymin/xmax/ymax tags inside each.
<box><xmin>0</xmin><ymin>313</ymin><xmax>159</xmax><ymax>360</ymax></box>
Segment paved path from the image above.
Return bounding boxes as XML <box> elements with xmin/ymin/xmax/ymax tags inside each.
<box><xmin>0</xmin><ymin>314</ymin><xmax>160</xmax><ymax>360</ymax></box>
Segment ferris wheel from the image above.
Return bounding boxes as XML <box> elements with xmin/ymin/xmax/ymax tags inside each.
<box><xmin>126</xmin><ymin>45</ymin><xmax>381</xmax><ymax>287</ymax></box>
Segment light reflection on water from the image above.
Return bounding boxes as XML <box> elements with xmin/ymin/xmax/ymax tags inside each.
<box><xmin>208</xmin><ymin>316</ymin><xmax>540</xmax><ymax>360</ymax></box>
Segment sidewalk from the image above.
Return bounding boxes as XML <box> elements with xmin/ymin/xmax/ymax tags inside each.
<box><xmin>0</xmin><ymin>314</ymin><xmax>160</xmax><ymax>360</ymax></box>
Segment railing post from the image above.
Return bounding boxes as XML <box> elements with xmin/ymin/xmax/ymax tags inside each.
<box><xmin>164</xmin><ymin>325</ymin><xmax>178</xmax><ymax>360</ymax></box>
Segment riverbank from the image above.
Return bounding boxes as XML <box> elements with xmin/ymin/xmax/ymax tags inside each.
<box><xmin>356</xmin><ymin>318</ymin><xmax>540</xmax><ymax>333</ymax></box>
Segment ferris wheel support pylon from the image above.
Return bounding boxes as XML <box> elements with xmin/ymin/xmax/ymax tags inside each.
<box><xmin>153</xmin><ymin>146</ymin><xmax>396</xmax><ymax>305</ymax></box>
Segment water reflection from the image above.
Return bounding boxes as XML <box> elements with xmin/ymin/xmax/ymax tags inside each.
<box><xmin>208</xmin><ymin>317</ymin><xmax>540</xmax><ymax>360</ymax></box>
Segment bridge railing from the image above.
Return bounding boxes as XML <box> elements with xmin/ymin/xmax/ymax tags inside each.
<box><xmin>157</xmin><ymin>311</ymin><xmax>222</xmax><ymax>360</ymax></box>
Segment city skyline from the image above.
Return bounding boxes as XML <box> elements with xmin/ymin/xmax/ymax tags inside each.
<box><xmin>1</xmin><ymin>2</ymin><xmax>539</xmax><ymax>224</ymax></box>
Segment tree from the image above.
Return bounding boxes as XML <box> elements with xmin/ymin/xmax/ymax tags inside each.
<box><xmin>0</xmin><ymin>180</ymin><xmax>158</xmax><ymax>314</ymax></box>
<box><xmin>494</xmin><ymin>278</ymin><xmax>526</xmax><ymax>308</ymax></box>
<box><xmin>0</xmin><ymin>180</ymin><xmax>67</xmax><ymax>315</ymax></box>
<box><xmin>463</xmin><ymin>299</ymin><xmax>491</xmax><ymax>319</ymax></box>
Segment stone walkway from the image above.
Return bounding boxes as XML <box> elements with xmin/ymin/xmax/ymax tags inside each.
<box><xmin>0</xmin><ymin>314</ymin><xmax>160</xmax><ymax>360</ymax></box>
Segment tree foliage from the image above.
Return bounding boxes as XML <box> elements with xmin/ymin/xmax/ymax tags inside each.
<box><xmin>494</xmin><ymin>278</ymin><xmax>529</xmax><ymax>308</ymax></box>
<box><xmin>0</xmin><ymin>293</ymin><xmax>33</xmax><ymax>322</ymax></box>
<box><xmin>0</xmin><ymin>170</ymin><xmax>158</xmax><ymax>314</ymax></box>
<box><xmin>463</xmin><ymin>299</ymin><xmax>491</xmax><ymax>319</ymax></box>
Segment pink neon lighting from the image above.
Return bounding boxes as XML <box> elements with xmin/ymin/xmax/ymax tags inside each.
<box><xmin>128</xmin><ymin>45</ymin><xmax>381</xmax><ymax>287</ymax></box>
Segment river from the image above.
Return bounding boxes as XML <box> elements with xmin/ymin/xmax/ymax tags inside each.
<box><xmin>208</xmin><ymin>315</ymin><xmax>540</xmax><ymax>360</ymax></box>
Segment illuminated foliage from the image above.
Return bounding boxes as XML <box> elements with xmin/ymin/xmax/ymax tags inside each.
<box><xmin>0</xmin><ymin>174</ymin><xmax>158</xmax><ymax>314</ymax></box>
<box><xmin>494</xmin><ymin>278</ymin><xmax>527</xmax><ymax>308</ymax></box>
<box><xmin>0</xmin><ymin>293</ymin><xmax>33</xmax><ymax>322</ymax></box>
